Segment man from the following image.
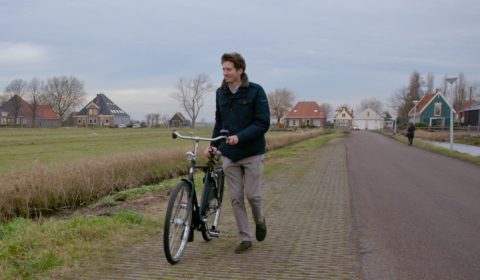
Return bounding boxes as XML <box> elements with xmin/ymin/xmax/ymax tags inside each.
<box><xmin>205</xmin><ymin>52</ymin><xmax>270</xmax><ymax>253</ymax></box>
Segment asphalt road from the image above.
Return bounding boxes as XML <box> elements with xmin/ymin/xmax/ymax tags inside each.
<box><xmin>347</xmin><ymin>131</ymin><xmax>480</xmax><ymax>280</ymax></box>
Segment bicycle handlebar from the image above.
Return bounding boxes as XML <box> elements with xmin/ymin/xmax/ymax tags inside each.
<box><xmin>172</xmin><ymin>130</ymin><xmax>227</xmax><ymax>142</ymax></box>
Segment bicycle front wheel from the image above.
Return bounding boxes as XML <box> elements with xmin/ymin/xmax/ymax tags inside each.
<box><xmin>164</xmin><ymin>181</ymin><xmax>192</xmax><ymax>264</ymax></box>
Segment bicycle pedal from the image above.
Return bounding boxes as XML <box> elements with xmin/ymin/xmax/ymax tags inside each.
<box><xmin>208</xmin><ymin>230</ymin><xmax>220</xmax><ymax>237</ymax></box>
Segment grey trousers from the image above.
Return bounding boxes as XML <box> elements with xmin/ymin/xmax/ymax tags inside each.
<box><xmin>222</xmin><ymin>154</ymin><xmax>264</xmax><ymax>242</ymax></box>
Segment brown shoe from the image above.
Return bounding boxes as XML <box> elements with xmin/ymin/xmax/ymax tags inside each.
<box><xmin>234</xmin><ymin>241</ymin><xmax>252</xmax><ymax>254</ymax></box>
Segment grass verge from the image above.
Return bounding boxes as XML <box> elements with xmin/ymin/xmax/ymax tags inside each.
<box><xmin>392</xmin><ymin>134</ymin><xmax>480</xmax><ymax>166</ymax></box>
<box><xmin>0</xmin><ymin>210</ymin><xmax>160</xmax><ymax>280</ymax></box>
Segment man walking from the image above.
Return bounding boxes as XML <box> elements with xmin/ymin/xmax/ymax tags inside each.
<box><xmin>205</xmin><ymin>52</ymin><xmax>270</xmax><ymax>253</ymax></box>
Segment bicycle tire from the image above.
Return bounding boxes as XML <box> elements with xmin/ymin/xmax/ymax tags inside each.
<box><xmin>216</xmin><ymin>169</ymin><xmax>225</xmax><ymax>205</ymax></box>
<box><xmin>164</xmin><ymin>181</ymin><xmax>192</xmax><ymax>264</ymax></box>
<box><xmin>201</xmin><ymin>175</ymin><xmax>219</xmax><ymax>241</ymax></box>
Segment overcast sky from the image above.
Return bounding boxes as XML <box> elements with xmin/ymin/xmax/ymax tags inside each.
<box><xmin>1</xmin><ymin>0</ymin><xmax>479</xmax><ymax>121</ymax></box>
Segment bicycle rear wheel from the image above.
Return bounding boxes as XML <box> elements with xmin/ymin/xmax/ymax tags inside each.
<box><xmin>164</xmin><ymin>181</ymin><xmax>192</xmax><ymax>264</ymax></box>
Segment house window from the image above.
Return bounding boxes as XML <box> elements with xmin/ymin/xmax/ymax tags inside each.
<box><xmin>89</xmin><ymin>108</ymin><xmax>97</xmax><ymax>115</ymax></box>
<box><xmin>342</xmin><ymin>113</ymin><xmax>345</xmax><ymax>117</ymax></box>
<box><xmin>434</xmin><ymin>102</ymin><xmax>442</xmax><ymax>116</ymax></box>
<box><xmin>78</xmin><ymin>119</ymin><xmax>81</xmax><ymax>124</ymax></box>
<box><xmin>106</xmin><ymin>119</ymin><xmax>109</xmax><ymax>124</ymax></box>
<box><xmin>367</xmin><ymin>112</ymin><xmax>370</xmax><ymax>117</ymax></box>
<box><xmin>89</xmin><ymin>119</ymin><xmax>92</xmax><ymax>124</ymax></box>
<box><xmin>292</xmin><ymin>120</ymin><xmax>297</xmax><ymax>126</ymax></box>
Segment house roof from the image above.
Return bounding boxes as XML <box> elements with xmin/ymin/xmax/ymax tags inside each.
<box><xmin>36</xmin><ymin>105</ymin><xmax>60</xmax><ymax>119</ymax></box>
<box><xmin>334</xmin><ymin>106</ymin><xmax>353</xmax><ymax>119</ymax></box>
<box><xmin>409</xmin><ymin>91</ymin><xmax>455</xmax><ymax>115</ymax></box>
<box><xmin>458</xmin><ymin>100</ymin><xmax>479</xmax><ymax>112</ymax></box>
<box><xmin>459</xmin><ymin>101</ymin><xmax>480</xmax><ymax>112</ymax></box>
<box><xmin>77</xmin><ymin>94</ymin><xmax>129</xmax><ymax>116</ymax></box>
<box><xmin>353</xmin><ymin>108</ymin><xmax>383</xmax><ymax>120</ymax></box>
<box><xmin>0</xmin><ymin>95</ymin><xmax>60</xmax><ymax>119</ymax></box>
<box><xmin>285</xmin><ymin>101</ymin><xmax>325</xmax><ymax>118</ymax></box>
<box><xmin>170</xmin><ymin>112</ymin><xmax>186</xmax><ymax>121</ymax></box>
<box><xmin>411</xmin><ymin>93</ymin><xmax>435</xmax><ymax>114</ymax></box>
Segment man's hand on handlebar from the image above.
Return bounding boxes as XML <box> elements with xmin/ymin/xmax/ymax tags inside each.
<box><xmin>204</xmin><ymin>146</ymin><xmax>221</xmax><ymax>157</ymax></box>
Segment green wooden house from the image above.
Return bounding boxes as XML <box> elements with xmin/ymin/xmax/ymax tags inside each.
<box><xmin>408</xmin><ymin>91</ymin><xmax>455</xmax><ymax>127</ymax></box>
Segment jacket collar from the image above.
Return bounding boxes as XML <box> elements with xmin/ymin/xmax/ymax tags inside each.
<box><xmin>221</xmin><ymin>73</ymin><xmax>249</xmax><ymax>91</ymax></box>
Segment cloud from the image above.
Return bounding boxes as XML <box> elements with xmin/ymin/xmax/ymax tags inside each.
<box><xmin>0</xmin><ymin>42</ymin><xmax>50</xmax><ymax>66</ymax></box>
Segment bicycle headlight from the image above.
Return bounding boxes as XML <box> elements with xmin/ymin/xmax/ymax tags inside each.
<box><xmin>185</xmin><ymin>151</ymin><xmax>195</xmax><ymax>161</ymax></box>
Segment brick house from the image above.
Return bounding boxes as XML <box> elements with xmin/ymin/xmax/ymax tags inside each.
<box><xmin>0</xmin><ymin>95</ymin><xmax>61</xmax><ymax>127</ymax></box>
<box><xmin>284</xmin><ymin>101</ymin><xmax>326</xmax><ymax>128</ymax></box>
<box><xmin>74</xmin><ymin>93</ymin><xmax>130</xmax><ymax>127</ymax></box>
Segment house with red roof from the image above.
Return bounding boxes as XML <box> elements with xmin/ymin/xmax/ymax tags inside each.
<box><xmin>408</xmin><ymin>90</ymin><xmax>455</xmax><ymax>127</ymax></box>
<box><xmin>284</xmin><ymin>101</ymin><xmax>326</xmax><ymax>128</ymax></box>
<box><xmin>458</xmin><ymin>99</ymin><xmax>477</xmax><ymax>125</ymax></box>
<box><xmin>459</xmin><ymin>100</ymin><xmax>480</xmax><ymax>126</ymax></box>
<box><xmin>0</xmin><ymin>95</ymin><xmax>61</xmax><ymax>127</ymax></box>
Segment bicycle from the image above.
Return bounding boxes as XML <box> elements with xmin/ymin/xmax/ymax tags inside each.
<box><xmin>163</xmin><ymin>130</ymin><xmax>228</xmax><ymax>265</ymax></box>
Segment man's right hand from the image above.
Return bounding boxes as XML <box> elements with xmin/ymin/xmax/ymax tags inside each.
<box><xmin>204</xmin><ymin>146</ymin><xmax>220</xmax><ymax>157</ymax></box>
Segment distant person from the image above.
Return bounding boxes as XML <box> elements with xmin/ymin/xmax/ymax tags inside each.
<box><xmin>204</xmin><ymin>52</ymin><xmax>270</xmax><ymax>254</ymax></box>
<box><xmin>407</xmin><ymin>123</ymin><xmax>416</xmax><ymax>145</ymax></box>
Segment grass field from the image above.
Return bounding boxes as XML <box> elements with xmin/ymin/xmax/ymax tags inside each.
<box><xmin>0</xmin><ymin>127</ymin><xmax>210</xmax><ymax>175</ymax></box>
<box><xmin>0</xmin><ymin>127</ymin><xmax>328</xmax><ymax>220</ymax></box>
<box><xmin>0</xmin><ymin>128</ymin><xmax>345</xmax><ymax>280</ymax></box>
<box><xmin>0</xmin><ymin>127</ymin><xmax>299</xmax><ymax>175</ymax></box>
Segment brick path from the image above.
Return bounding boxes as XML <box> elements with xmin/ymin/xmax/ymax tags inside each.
<box><xmin>65</xmin><ymin>140</ymin><xmax>360</xmax><ymax>279</ymax></box>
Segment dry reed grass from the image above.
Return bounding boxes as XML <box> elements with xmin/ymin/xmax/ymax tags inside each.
<box><xmin>0</xmin><ymin>129</ymin><xmax>327</xmax><ymax>220</ymax></box>
<box><xmin>0</xmin><ymin>148</ymin><xmax>186</xmax><ymax>220</ymax></box>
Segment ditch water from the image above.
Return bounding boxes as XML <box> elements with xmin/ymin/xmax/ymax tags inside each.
<box><xmin>418</xmin><ymin>139</ymin><xmax>480</xmax><ymax>157</ymax></box>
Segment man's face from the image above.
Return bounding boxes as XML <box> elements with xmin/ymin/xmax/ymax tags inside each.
<box><xmin>222</xmin><ymin>61</ymin><xmax>243</xmax><ymax>84</ymax></box>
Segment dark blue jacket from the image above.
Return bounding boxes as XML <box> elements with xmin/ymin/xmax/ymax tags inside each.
<box><xmin>212</xmin><ymin>74</ymin><xmax>270</xmax><ymax>162</ymax></box>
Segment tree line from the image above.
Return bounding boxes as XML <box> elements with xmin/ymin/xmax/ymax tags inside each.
<box><xmin>1</xmin><ymin>76</ymin><xmax>86</xmax><ymax>127</ymax></box>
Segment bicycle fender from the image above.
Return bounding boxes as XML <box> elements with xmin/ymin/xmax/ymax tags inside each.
<box><xmin>181</xmin><ymin>178</ymin><xmax>194</xmax><ymax>188</ymax></box>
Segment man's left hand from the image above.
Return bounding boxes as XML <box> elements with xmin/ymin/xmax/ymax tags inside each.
<box><xmin>226</xmin><ymin>135</ymin><xmax>239</xmax><ymax>145</ymax></box>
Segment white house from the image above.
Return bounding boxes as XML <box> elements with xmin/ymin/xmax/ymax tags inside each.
<box><xmin>353</xmin><ymin>108</ymin><xmax>384</xmax><ymax>130</ymax></box>
<box><xmin>333</xmin><ymin>106</ymin><xmax>353</xmax><ymax>129</ymax></box>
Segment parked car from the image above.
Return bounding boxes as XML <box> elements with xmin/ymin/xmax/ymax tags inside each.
<box><xmin>132</xmin><ymin>123</ymin><xmax>141</xmax><ymax>128</ymax></box>
<box><xmin>352</xmin><ymin>125</ymin><xmax>360</xmax><ymax>131</ymax></box>
<box><xmin>118</xmin><ymin>124</ymin><xmax>127</xmax><ymax>128</ymax></box>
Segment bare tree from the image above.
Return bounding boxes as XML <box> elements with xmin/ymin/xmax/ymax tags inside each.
<box><xmin>388</xmin><ymin>87</ymin><xmax>410</xmax><ymax>123</ymax></box>
<box><xmin>426</xmin><ymin>72</ymin><xmax>435</xmax><ymax>94</ymax></box>
<box><xmin>0</xmin><ymin>94</ymin><xmax>8</xmax><ymax>105</ymax></box>
<box><xmin>267</xmin><ymin>88</ymin><xmax>295</xmax><ymax>126</ymax></box>
<box><xmin>408</xmin><ymin>71</ymin><xmax>423</xmax><ymax>102</ymax></box>
<box><xmin>357</xmin><ymin>97</ymin><xmax>384</xmax><ymax>114</ymax></box>
<box><xmin>170</xmin><ymin>74</ymin><xmax>214</xmax><ymax>128</ymax></box>
<box><xmin>145</xmin><ymin>113</ymin><xmax>161</xmax><ymax>127</ymax></box>
<box><xmin>42</xmin><ymin>76</ymin><xmax>86</xmax><ymax>122</ymax></box>
<box><xmin>319</xmin><ymin>102</ymin><xmax>333</xmax><ymax>121</ymax></box>
<box><xmin>4</xmin><ymin>79</ymin><xmax>28</xmax><ymax>127</ymax></box>
<box><xmin>27</xmin><ymin>78</ymin><xmax>44</xmax><ymax>128</ymax></box>
<box><xmin>451</xmin><ymin>73</ymin><xmax>468</xmax><ymax>111</ymax></box>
